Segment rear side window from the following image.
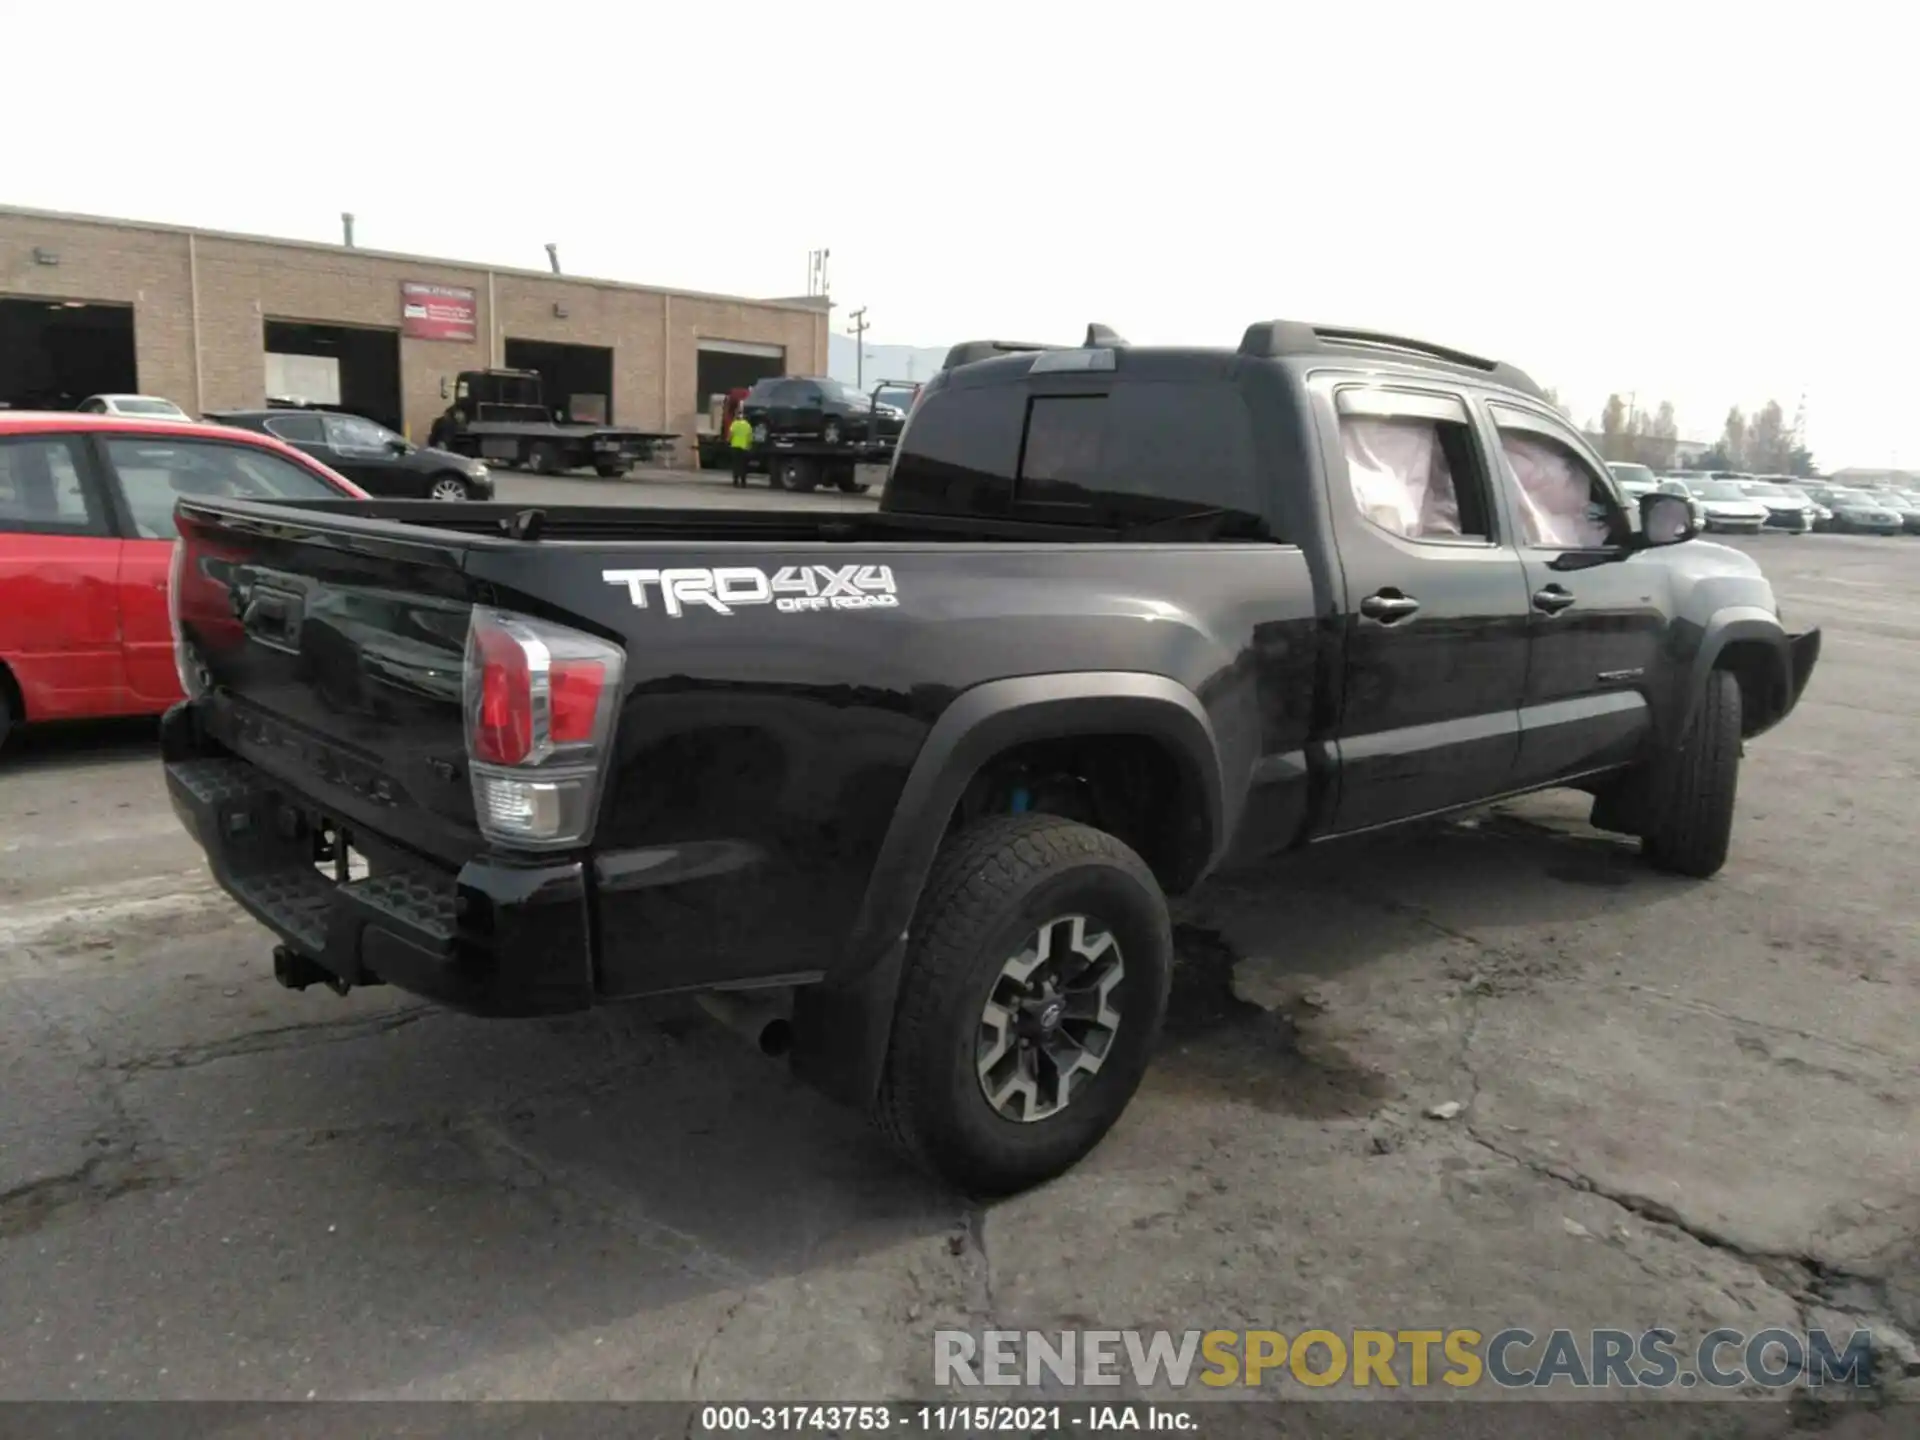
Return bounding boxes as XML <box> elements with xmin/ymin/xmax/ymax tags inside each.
<box><xmin>104</xmin><ymin>438</ymin><xmax>340</xmax><ymax>540</ymax></box>
<box><xmin>753</xmin><ymin>380</ymin><xmax>816</xmax><ymax>405</ymax></box>
<box><xmin>885</xmin><ymin>382</ymin><xmax>1027</xmax><ymax>515</ymax></box>
<box><xmin>0</xmin><ymin>437</ymin><xmax>105</xmax><ymax>536</ymax></box>
<box><xmin>890</xmin><ymin>378</ymin><xmax>1269</xmax><ymax>534</ymax></box>
<box><xmin>1016</xmin><ymin>382</ymin><xmax>1266</xmax><ymax>532</ymax></box>
<box><xmin>1335</xmin><ymin>390</ymin><xmax>1493</xmax><ymax>543</ymax></box>
<box><xmin>265</xmin><ymin>412</ymin><xmax>325</xmax><ymax>444</ymax></box>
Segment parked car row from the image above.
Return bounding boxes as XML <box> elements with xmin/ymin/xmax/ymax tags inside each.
<box><xmin>1606</xmin><ymin>465</ymin><xmax>1920</xmax><ymax>537</ymax></box>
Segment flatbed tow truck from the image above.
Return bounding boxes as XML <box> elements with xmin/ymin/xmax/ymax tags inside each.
<box><xmin>738</xmin><ymin>378</ymin><xmax>918</xmax><ymax>492</ymax></box>
<box><xmin>427</xmin><ymin>368</ymin><xmax>679</xmax><ymax>477</ymax></box>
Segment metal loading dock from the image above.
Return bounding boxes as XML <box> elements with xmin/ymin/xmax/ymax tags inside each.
<box><xmin>0</xmin><ymin>298</ymin><xmax>137</xmax><ymax>410</ymax></box>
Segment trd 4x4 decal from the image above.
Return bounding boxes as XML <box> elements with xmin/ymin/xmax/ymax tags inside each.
<box><xmin>602</xmin><ymin>564</ymin><xmax>898</xmax><ymax>618</ymax></box>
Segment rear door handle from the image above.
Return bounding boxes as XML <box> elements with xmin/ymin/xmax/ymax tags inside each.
<box><xmin>1359</xmin><ymin>590</ymin><xmax>1421</xmax><ymax>623</ymax></box>
<box><xmin>1533</xmin><ymin>585</ymin><xmax>1577</xmax><ymax>614</ymax></box>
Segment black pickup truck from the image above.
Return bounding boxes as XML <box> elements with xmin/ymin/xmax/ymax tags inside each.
<box><xmin>160</xmin><ymin>319</ymin><xmax>1819</xmax><ymax>1195</ymax></box>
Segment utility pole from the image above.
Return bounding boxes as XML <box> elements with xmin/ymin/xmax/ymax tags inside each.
<box><xmin>847</xmin><ymin>306</ymin><xmax>869</xmax><ymax>389</ymax></box>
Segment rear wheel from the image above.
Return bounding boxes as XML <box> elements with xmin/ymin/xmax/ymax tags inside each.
<box><xmin>872</xmin><ymin>814</ymin><xmax>1173</xmax><ymax>1196</ymax></box>
<box><xmin>528</xmin><ymin>442</ymin><xmax>562</xmax><ymax>476</ymax></box>
<box><xmin>0</xmin><ymin>675</ymin><xmax>14</xmax><ymax>753</ymax></box>
<box><xmin>1642</xmin><ymin>668</ymin><xmax>1741</xmax><ymax>878</ymax></box>
<box><xmin>427</xmin><ymin>475</ymin><xmax>469</xmax><ymax>501</ymax></box>
<box><xmin>593</xmin><ymin>460</ymin><xmax>629</xmax><ymax>478</ymax></box>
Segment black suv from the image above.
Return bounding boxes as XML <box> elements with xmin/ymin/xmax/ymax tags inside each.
<box><xmin>740</xmin><ymin>376</ymin><xmax>906</xmax><ymax>448</ymax></box>
<box><xmin>205</xmin><ymin>409</ymin><xmax>495</xmax><ymax>501</ymax></box>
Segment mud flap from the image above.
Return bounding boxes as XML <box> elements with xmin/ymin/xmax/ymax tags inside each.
<box><xmin>1589</xmin><ymin>747</ymin><xmax>1682</xmax><ymax>838</ymax></box>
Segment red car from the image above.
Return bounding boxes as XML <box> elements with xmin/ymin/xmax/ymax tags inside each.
<box><xmin>0</xmin><ymin>412</ymin><xmax>367</xmax><ymax>748</ymax></box>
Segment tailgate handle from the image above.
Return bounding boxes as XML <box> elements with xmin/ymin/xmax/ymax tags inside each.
<box><xmin>242</xmin><ymin>587</ymin><xmax>303</xmax><ymax>651</ymax></box>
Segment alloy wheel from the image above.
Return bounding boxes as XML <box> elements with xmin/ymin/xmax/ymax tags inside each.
<box><xmin>976</xmin><ymin>914</ymin><xmax>1125</xmax><ymax>1123</ymax></box>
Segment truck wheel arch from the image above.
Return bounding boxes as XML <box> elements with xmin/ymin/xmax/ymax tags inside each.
<box><xmin>789</xmin><ymin>672</ymin><xmax>1225</xmax><ymax>1109</ymax></box>
<box><xmin>1678</xmin><ymin>607</ymin><xmax>1792</xmax><ymax>742</ymax></box>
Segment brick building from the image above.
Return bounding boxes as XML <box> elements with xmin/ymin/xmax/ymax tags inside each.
<box><xmin>0</xmin><ymin>205</ymin><xmax>827</xmax><ymax>465</ymax></box>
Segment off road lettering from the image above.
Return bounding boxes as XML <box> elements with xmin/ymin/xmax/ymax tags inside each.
<box><xmin>603</xmin><ymin>564</ymin><xmax>897</xmax><ymax>618</ymax></box>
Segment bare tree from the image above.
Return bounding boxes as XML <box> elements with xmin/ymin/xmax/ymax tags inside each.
<box><xmin>1598</xmin><ymin>394</ymin><xmax>1631</xmax><ymax>461</ymax></box>
<box><xmin>1637</xmin><ymin>401</ymin><xmax>1679</xmax><ymax>471</ymax></box>
<box><xmin>1747</xmin><ymin>400</ymin><xmax>1793</xmax><ymax>474</ymax></box>
<box><xmin>1721</xmin><ymin>408</ymin><xmax>1749</xmax><ymax>469</ymax></box>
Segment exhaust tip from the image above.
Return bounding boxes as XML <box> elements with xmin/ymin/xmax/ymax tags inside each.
<box><xmin>758</xmin><ymin>1018</ymin><xmax>793</xmax><ymax>1058</ymax></box>
<box><xmin>697</xmin><ymin>991</ymin><xmax>794</xmax><ymax>1060</ymax></box>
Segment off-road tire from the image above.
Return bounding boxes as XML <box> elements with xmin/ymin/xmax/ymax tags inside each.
<box><xmin>1642</xmin><ymin>667</ymin><xmax>1741</xmax><ymax>878</ymax></box>
<box><xmin>873</xmin><ymin>814</ymin><xmax>1172</xmax><ymax>1196</ymax></box>
<box><xmin>835</xmin><ymin>471</ymin><xmax>866</xmax><ymax>494</ymax></box>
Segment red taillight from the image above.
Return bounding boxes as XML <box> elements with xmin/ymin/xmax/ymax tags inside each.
<box><xmin>549</xmin><ymin>660</ymin><xmax>606</xmax><ymax>744</ymax></box>
<box><xmin>471</xmin><ymin>623</ymin><xmax>533</xmax><ymax>765</ymax></box>
<box><xmin>462</xmin><ymin>608</ymin><xmax>626</xmax><ymax>850</ymax></box>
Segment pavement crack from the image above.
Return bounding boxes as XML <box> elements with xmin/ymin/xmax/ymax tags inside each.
<box><xmin>0</xmin><ymin>1150</ymin><xmax>177</xmax><ymax>1240</ymax></box>
<box><xmin>686</xmin><ymin>1293</ymin><xmax>749</xmax><ymax>1408</ymax></box>
<box><xmin>457</xmin><ymin>1118</ymin><xmax>761</xmax><ymax>1292</ymax></box>
<box><xmin>1605</xmin><ymin>983</ymin><xmax>1919</xmax><ymax>1076</ymax></box>
<box><xmin>962</xmin><ymin>1206</ymin><xmax>1000</xmax><ymax>1328</ymax></box>
<box><xmin>1454</xmin><ymin>971</ymin><xmax>1919</xmax><ymax>1400</ymax></box>
<box><xmin>114</xmin><ymin>1006</ymin><xmax>433</xmax><ymax>1074</ymax></box>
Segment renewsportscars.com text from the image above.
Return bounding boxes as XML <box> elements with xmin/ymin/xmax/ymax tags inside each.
<box><xmin>934</xmin><ymin>1327</ymin><xmax>1877</xmax><ymax>1391</ymax></box>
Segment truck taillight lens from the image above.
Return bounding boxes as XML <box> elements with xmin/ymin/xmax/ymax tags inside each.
<box><xmin>463</xmin><ymin>607</ymin><xmax>625</xmax><ymax>850</ymax></box>
<box><xmin>169</xmin><ymin>539</ymin><xmax>210</xmax><ymax>699</ymax></box>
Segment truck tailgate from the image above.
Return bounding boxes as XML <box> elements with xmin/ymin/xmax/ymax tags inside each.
<box><xmin>172</xmin><ymin>500</ymin><xmax>486</xmax><ymax>868</ymax></box>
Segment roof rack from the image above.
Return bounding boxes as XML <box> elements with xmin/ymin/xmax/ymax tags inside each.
<box><xmin>1237</xmin><ymin>320</ymin><xmax>1545</xmax><ymax>400</ymax></box>
<box><xmin>942</xmin><ymin>324</ymin><xmax>1129</xmax><ymax>372</ymax></box>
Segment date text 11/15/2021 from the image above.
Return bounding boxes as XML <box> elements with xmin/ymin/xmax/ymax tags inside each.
<box><xmin>696</xmin><ymin>1404</ymin><xmax>1199</xmax><ymax>1432</ymax></box>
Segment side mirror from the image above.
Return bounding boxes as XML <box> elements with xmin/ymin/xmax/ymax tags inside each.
<box><xmin>1636</xmin><ymin>492</ymin><xmax>1697</xmax><ymax>548</ymax></box>
<box><xmin>387</xmin><ymin>438</ymin><xmax>409</xmax><ymax>455</ymax></box>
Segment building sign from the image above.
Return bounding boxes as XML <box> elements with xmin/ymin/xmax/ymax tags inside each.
<box><xmin>400</xmin><ymin>282</ymin><xmax>477</xmax><ymax>342</ymax></box>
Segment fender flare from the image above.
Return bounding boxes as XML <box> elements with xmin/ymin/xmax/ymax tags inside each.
<box><xmin>1672</xmin><ymin>606</ymin><xmax>1790</xmax><ymax>744</ymax></box>
<box><xmin>789</xmin><ymin>671</ymin><xmax>1224</xmax><ymax>1108</ymax></box>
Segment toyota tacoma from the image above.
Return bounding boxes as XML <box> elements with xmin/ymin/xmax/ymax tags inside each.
<box><xmin>160</xmin><ymin>319</ymin><xmax>1820</xmax><ymax>1195</ymax></box>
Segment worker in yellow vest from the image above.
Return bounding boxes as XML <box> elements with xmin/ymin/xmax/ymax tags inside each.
<box><xmin>728</xmin><ymin>411</ymin><xmax>754</xmax><ymax>487</ymax></box>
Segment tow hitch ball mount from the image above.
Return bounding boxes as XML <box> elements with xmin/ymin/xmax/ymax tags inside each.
<box><xmin>273</xmin><ymin>944</ymin><xmax>351</xmax><ymax>997</ymax></box>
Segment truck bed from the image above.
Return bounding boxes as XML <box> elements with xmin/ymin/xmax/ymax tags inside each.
<box><xmin>164</xmin><ymin>490</ymin><xmax>1316</xmax><ymax>1015</ymax></box>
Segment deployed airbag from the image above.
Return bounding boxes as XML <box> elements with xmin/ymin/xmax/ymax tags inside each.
<box><xmin>1339</xmin><ymin>417</ymin><xmax>1461</xmax><ymax>538</ymax></box>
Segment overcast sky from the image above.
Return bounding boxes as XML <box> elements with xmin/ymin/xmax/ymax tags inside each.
<box><xmin>7</xmin><ymin>1</ymin><xmax>1909</xmax><ymax>466</ymax></box>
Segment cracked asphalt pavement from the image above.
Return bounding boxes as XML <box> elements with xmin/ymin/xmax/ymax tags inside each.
<box><xmin>1</xmin><ymin>497</ymin><xmax>1915</xmax><ymax>1431</ymax></box>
